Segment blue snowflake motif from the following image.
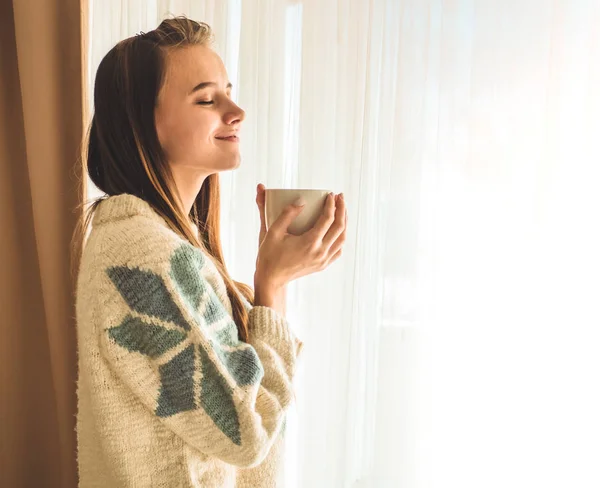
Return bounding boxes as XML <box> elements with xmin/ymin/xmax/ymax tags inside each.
<box><xmin>105</xmin><ymin>243</ymin><xmax>264</xmax><ymax>445</ymax></box>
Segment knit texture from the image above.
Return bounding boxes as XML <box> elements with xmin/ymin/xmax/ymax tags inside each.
<box><xmin>75</xmin><ymin>193</ymin><xmax>303</xmax><ymax>488</ymax></box>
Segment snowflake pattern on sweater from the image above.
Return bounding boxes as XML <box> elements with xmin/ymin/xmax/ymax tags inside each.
<box><xmin>105</xmin><ymin>243</ymin><xmax>264</xmax><ymax>445</ymax></box>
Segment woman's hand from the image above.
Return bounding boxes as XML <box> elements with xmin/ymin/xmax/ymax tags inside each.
<box><xmin>254</xmin><ymin>185</ymin><xmax>347</xmax><ymax>294</ymax></box>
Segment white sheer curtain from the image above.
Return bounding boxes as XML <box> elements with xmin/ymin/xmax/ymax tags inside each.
<box><xmin>87</xmin><ymin>1</ymin><xmax>600</xmax><ymax>487</ymax></box>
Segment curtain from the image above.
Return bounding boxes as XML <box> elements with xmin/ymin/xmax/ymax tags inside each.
<box><xmin>0</xmin><ymin>0</ymin><xmax>87</xmax><ymax>487</ymax></box>
<box><xmin>87</xmin><ymin>1</ymin><xmax>600</xmax><ymax>487</ymax></box>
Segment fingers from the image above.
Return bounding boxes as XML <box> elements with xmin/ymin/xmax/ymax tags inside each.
<box><xmin>306</xmin><ymin>192</ymin><xmax>337</xmax><ymax>241</ymax></box>
<box><xmin>322</xmin><ymin>194</ymin><xmax>346</xmax><ymax>250</ymax></box>
<box><xmin>326</xmin><ymin>206</ymin><xmax>347</xmax><ymax>256</ymax></box>
<box><xmin>269</xmin><ymin>197</ymin><xmax>306</xmax><ymax>235</ymax></box>
<box><xmin>256</xmin><ymin>183</ymin><xmax>267</xmax><ymax>229</ymax></box>
<box><xmin>324</xmin><ymin>247</ymin><xmax>343</xmax><ymax>268</ymax></box>
<box><xmin>256</xmin><ymin>184</ymin><xmax>266</xmax><ymax>212</ymax></box>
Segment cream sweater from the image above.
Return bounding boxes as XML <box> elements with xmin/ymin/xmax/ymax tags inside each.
<box><xmin>75</xmin><ymin>193</ymin><xmax>303</xmax><ymax>487</ymax></box>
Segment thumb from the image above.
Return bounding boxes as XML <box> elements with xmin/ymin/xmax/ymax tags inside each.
<box><xmin>256</xmin><ymin>185</ymin><xmax>267</xmax><ymax>245</ymax></box>
<box><xmin>269</xmin><ymin>197</ymin><xmax>306</xmax><ymax>235</ymax></box>
<box><xmin>256</xmin><ymin>184</ymin><xmax>267</xmax><ymax>225</ymax></box>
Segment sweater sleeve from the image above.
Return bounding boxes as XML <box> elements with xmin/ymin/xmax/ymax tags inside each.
<box><xmin>98</xmin><ymin>242</ymin><xmax>301</xmax><ymax>468</ymax></box>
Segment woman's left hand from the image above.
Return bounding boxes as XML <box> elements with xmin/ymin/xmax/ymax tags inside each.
<box><xmin>256</xmin><ymin>183</ymin><xmax>268</xmax><ymax>248</ymax></box>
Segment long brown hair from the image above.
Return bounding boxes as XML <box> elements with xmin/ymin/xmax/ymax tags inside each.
<box><xmin>71</xmin><ymin>17</ymin><xmax>254</xmax><ymax>342</ymax></box>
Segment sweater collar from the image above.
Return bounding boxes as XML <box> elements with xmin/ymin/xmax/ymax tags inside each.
<box><xmin>92</xmin><ymin>193</ymin><xmax>173</xmax><ymax>229</ymax></box>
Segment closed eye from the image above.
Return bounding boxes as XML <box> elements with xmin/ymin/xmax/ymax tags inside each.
<box><xmin>196</xmin><ymin>101</ymin><xmax>214</xmax><ymax>105</ymax></box>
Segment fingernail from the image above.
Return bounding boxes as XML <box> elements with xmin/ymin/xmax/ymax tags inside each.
<box><xmin>340</xmin><ymin>193</ymin><xmax>344</xmax><ymax>200</ymax></box>
<box><xmin>293</xmin><ymin>197</ymin><xmax>306</xmax><ymax>207</ymax></box>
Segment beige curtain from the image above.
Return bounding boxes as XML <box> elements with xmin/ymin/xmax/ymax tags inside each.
<box><xmin>0</xmin><ymin>0</ymin><xmax>87</xmax><ymax>486</ymax></box>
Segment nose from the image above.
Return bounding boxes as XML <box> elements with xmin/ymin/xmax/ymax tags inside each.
<box><xmin>225</xmin><ymin>102</ymin><xmax>245</xmax><ymax>126</ymax></box>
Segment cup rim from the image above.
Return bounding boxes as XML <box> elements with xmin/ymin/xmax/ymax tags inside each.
<box><xmin>264</xmin><ymin>188</ymin><xmax>331</xmax><ymax>192</ymax></box>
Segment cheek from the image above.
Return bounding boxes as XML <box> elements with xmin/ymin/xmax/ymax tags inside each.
<box><xmin>172</xmin><ymin>111</ymin><xmax>217</xmax><ymax>149</ymax></box>
<box><xmin>191</xmin><ymin>112</ymin><xmax>220</xmax><ymax>144</ymax></box>
<box><xmin>156</xmin><ymin>112</ymin><xmax>199</xmax><ymax>153</ymax></box>
<box><xmin>156</xmin><ymin>107</ymin><xmax>222</xmax><ymax>160</ymax></box>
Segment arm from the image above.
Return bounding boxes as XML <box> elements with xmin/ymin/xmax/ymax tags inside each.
<box><xmin>99</xmin><ymin>242</ymin><xmax>300</xmax><ymax>467</ymax></box>
<box><xmin>253</xmin><ymin>274</ymin><xmax>287</xmax><ymax>316</ymax></box>
<box><xmin>253</xmin><ymin>277</ymin><xmax>303</xmax><ymax>357</ymax></box>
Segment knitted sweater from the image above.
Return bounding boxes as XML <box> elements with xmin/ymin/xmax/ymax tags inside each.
<box><xmin>75</xmin><ymin>193</ymin><xmax>303</xmax><ymax>488</ymax></box>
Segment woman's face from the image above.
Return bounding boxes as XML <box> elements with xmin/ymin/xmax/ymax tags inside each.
<box><xmin>154</xmin><ymin>44</ymin><xmax>245</xmax><ymax>175</ymax></box>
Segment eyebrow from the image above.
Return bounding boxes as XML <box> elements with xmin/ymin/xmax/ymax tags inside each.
<box><xmin>189</xmin><ymin>81</ymin><xmax>233</xmax><ymax>94</ymax></box>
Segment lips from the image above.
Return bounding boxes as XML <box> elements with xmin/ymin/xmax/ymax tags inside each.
<box><xmin>215</xmin><ymin>135</ymin><xmax>239</xmax><ymax>142</ymax></box>
<box><xmin>215</xmin><ymin>131</ymin><xmax>239</xmax><ymax>142</ymax></box>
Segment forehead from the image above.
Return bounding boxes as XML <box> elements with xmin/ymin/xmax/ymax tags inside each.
<box><xmin>160</xmin><ymin>45</ymin><xmax>228</xmax><ymax>95</ymax></box>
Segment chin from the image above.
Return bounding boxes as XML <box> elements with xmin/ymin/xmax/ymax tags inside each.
<box><xmin>227</xmin><ymin>155</ymin><xmax>242</xmax><ymax>170</ymax></box>
<box><xmin>214</xmin><ymin>156</ymin><xmax>241</xmax><ymax>172</ymax></box>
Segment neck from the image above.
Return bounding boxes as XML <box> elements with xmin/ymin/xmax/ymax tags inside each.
<box><xmin>171</xmin><ymin>168</ymin><xmax>209</xmax><ymax>216</ymax></box>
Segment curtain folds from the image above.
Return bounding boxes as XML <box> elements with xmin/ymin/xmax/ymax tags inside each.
<box><xmin>0</xmin><ymin>0</ymin><xmax>87</xmax><ymax>487</ymax></box>
<box><xmin>86</xmin><ymin>1</ymin><xmax>600</xmax><ymax>487</ymax></box>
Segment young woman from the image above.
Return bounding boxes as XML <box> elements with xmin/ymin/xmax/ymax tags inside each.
<box><xmin>73</xmin><ymin>17</ymin><xmax>347</xmax><ymax>488</ymax></box>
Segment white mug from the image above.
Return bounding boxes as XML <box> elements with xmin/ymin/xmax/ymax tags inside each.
<box><xmin>265</xmin><ymin>188</ymin><xmax>332</xmax><ymax>235</ymax></box>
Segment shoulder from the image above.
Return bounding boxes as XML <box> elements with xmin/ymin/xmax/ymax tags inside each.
<box><xmin>84</xmin><ymin>193</ymin><xmax>203</xmax><ymax>270</ymax></box>
<box><xmin>78</xmin><ymin>214</ymin><xmax>210</xmax><ymax>313</ymax></box>
<box><xmin>94</xmin><ymin>215</ymin><xmax>202</xmax><ymax>269</ymax></box>
<box><xmin>83</xmin><ymin>216</ymin><xmax>213</xmax><ymax>331</ymax></box>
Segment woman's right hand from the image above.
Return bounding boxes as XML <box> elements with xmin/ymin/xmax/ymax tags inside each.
<box><xmin>254</xmin><ymin>192</ymin><xmax>347</xmax><ymax>291</ymax></box>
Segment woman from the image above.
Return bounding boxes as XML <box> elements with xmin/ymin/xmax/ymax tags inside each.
<box><xmin>72</xmin><ymin>16</ymin><xmax>347</xmax><ymax>488</ymax></box>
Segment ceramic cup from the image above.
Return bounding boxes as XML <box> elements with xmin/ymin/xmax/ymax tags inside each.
<box><xmin>265</xmin><ymin>188</ymin><xmax>332</xmax><ymax>235</ymax></box>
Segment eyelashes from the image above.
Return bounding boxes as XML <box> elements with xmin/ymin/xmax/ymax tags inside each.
<box><xmin>195</xmin><ymin>92</ymin><xmax>233</xmax><ymax>106</ymax></box>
